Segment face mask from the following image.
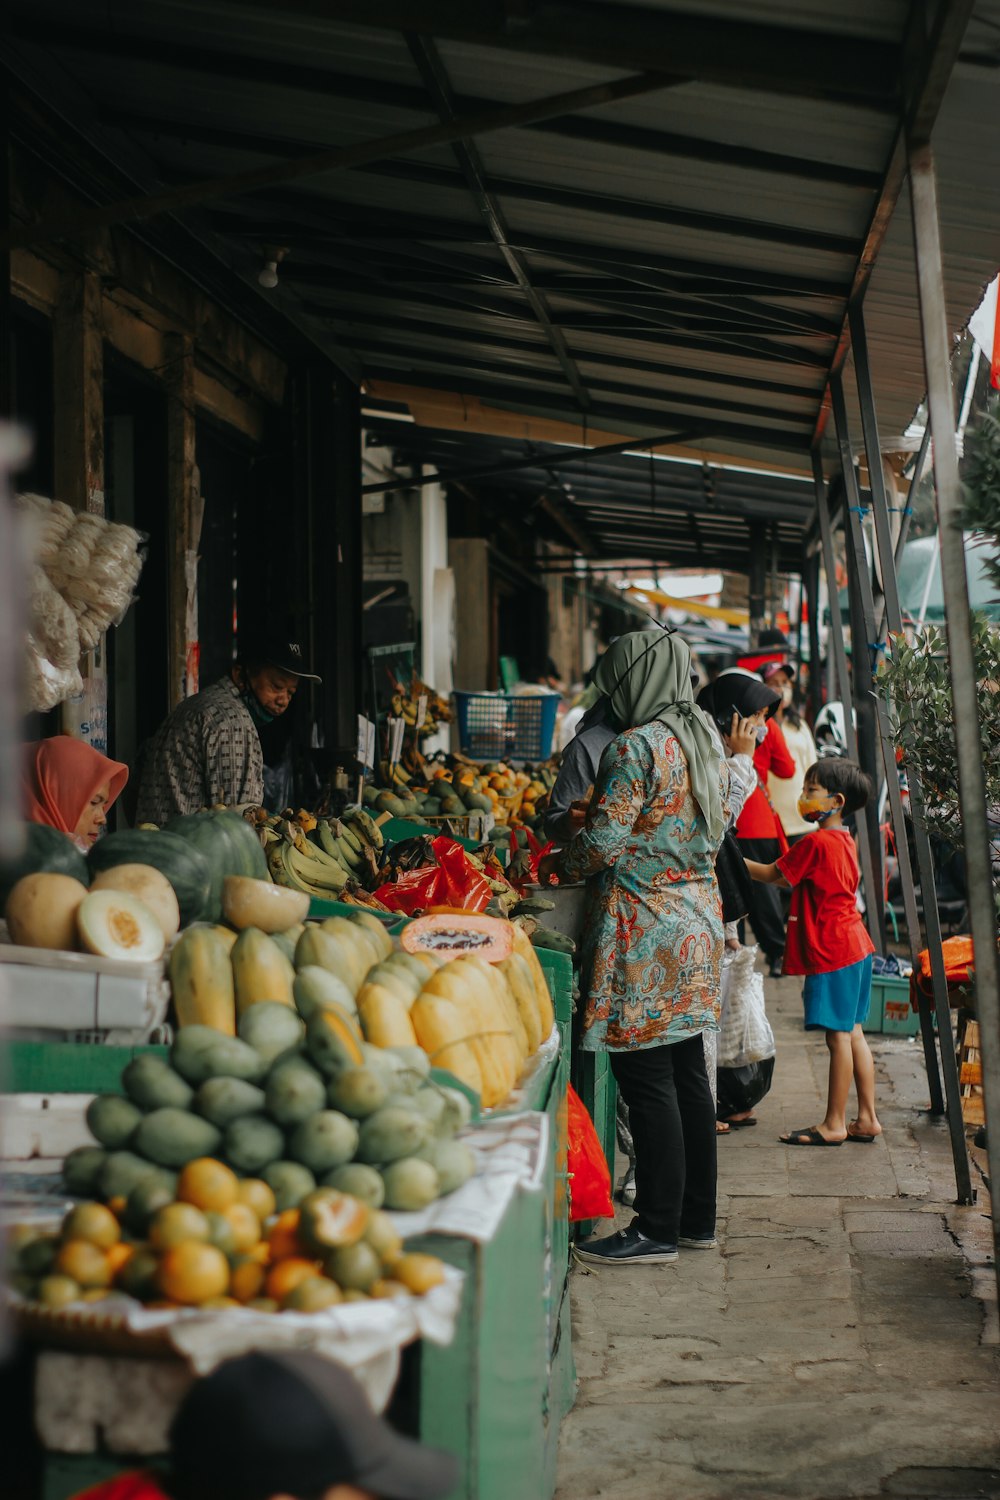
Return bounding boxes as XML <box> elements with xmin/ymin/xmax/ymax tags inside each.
<box><xmin>780</xmin><ymin>683</ymin><xmax>794</xmax><ymax>707</ymax></box>
<box><xmin>797</xmin><ymin>793</ymin><xmax>836</xmax><ymax>824</ymax></box>
<box><xmin>241</xmin><ymin>688</ymin><xmax>275</xmax><ymax>727</ymax></box>
<box><xmin>754</xmin><ymin>724</ymin><xmax>768</xmax><ymax>745</ymax></box>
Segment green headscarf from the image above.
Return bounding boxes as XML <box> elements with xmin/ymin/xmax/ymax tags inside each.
<box><xmin>593</xmin><ymin>630</ymin><xmax>723</xmax><ymax>840</ymax></box>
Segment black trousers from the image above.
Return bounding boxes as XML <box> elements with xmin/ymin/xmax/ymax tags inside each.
<box><xmin>737</xmin><ymin>835</ymin><xmax>787</xmax><ymax>963</ymax></box>
<box><xmin>609</xmin><ymin>1034</ymin><xmax>717</xmax><ymax>1245</ymax></box>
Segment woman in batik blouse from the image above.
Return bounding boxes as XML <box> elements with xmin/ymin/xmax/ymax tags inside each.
<box><xmin>539</xmin><ymin>630</ymin><xmax>756</xmax><ymax>1267</ymax></box>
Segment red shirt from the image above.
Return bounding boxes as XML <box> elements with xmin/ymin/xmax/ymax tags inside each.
<box><xmin>735</xmin><ymin>719</ymin><xmax>796</xmax><ymax>842</ymax></box>
<box><xmin>776</xmin><ymin>827</ymin><xmax>875</xmax><ymax>976</ymax></box>
<box><xmin>71</xmin><ymin>1474</ymin><xmax>168</xmax><ymax>1500</ymax></box>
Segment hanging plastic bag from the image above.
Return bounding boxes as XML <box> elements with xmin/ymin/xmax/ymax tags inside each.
<box><xmin>717</xmin><ymin>945</ymin><xmax>775</xmax><ymax>1068</ymax></box>
<box><xmin>567</xmin><ymin>1083</ymin><xmax>614</xmax><ymax>1222</ymax></box>
<box><xmin>374</xmin><ymin>836</ymin><xmax>494</xmax><ymax>915</ymax></box>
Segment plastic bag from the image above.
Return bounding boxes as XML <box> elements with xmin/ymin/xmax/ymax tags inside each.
<box><xmin>374</xmin><ymin>836</ymin><xmax>493</xmax><ymax>915</ymax></box>
<box><xmin>717</xmin><ymin>945</ymin><xmax>775</xmax><ymax>1068</ymax></box>
<box><xmin>716</xmin><ymin>1056</ymin><xmax>775</xmax><ymax>1118</ymax></box>
<box><xmin>567</xmin><ymin>1083</ymin><xmax>614</xmax><ymax>1222</ymax></box>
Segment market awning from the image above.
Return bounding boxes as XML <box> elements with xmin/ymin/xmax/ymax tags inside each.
<box><xmin>5</xmin><ymin>0</ymin><xmax>1000</xmax><ymax>540</ymax></box>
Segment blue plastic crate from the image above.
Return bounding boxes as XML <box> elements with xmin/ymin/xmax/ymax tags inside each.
<box><xmin>453</xmin><ymin>691</ymin><xmax>558</xmax><ymax>761</ymax></box>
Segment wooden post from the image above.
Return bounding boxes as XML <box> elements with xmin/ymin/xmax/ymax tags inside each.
<box><xmin>164</xmin><ymin>333</ymin><xmax>197</xmax><ymax>708</ymax></box>
<box><xmin>53</xmin><ymin>267</ymin><xmax>107</xmax><ymax>747</ymax></box>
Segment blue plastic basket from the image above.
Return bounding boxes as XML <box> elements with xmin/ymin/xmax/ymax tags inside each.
<box><xmin>453</xmin><ymin>691</ymin><xmax>559</xmax><ymax>761</ymax></box>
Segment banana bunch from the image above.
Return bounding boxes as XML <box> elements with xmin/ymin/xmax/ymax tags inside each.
<box><xmin>263</xmin><ymin>805</ymin><xmax>385</xmax><ymax>898</ymax></box>
<box><xmin>389</xmin><ymin>677</ymin><xmax>452</xmax><ymax>738</ymax></box>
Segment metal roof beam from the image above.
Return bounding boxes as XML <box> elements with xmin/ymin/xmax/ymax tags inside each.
<box><xmin>403</xmin><ymin>32</ymin><xmax>590</xmax><ymax>411</ymax></box>
<box><xmin>221</xmin><ymin>0</ymin><xmax>901</xmax><ymax>109</ymax></box>
<box><xmin>2</xmin><ymin>65</ymin><xmax>668</xmax><ymax>248</ymax></box>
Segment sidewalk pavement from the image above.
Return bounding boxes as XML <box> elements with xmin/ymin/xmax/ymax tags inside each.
<box><xmin>556</xmin><ymin>973</ymin><xmax>1000</xmax><ymax>1500</ymax></box>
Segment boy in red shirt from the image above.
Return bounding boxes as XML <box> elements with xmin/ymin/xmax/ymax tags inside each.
<box><xmin>745</xmin><ymin>759</ymin><xmax>881</xmax><ymax>1147</ymax></box>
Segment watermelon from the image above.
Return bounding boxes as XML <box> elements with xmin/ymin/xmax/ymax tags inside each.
<box><xmin>0</xmin><ymin>823</ymin><xmax>88</xmax><ymax>911</ymax></box>
<box><xmin>165</xmin><ymin>810</ymin><xmax>268</xmax><ymax>921</ymax></box>
<box><xmin>87</xmin><ymin>830</ymin><xmax>213</xmax><ymax>928</ymax></box>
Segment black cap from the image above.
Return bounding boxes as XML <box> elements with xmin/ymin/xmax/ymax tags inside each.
<box><xmin>246</xmin><ymin>634</ymin><xmax>321</xmax><ymax>683</ymax></box>
<box><xmin>169</xmin><ymin>1351</ymin><xmax>457</xmax><ymax>1500</ymax></box>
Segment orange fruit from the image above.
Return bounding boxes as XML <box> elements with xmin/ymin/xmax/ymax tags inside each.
<box><xmin>149</xmin><ymin>1203</ymin><xmax>210</xmax><ymax>1251</ymax></box>
<box><xmin>281</xmin><ymin>1275</ymin><xmax>342</xmax><ymax>1312</ymax></box>
<box><xmin>117</xmin><ymin>1247</ymin><xmax>160</xmax><ymax>1300</ymax></box>
<box><xmin>237</xmin><ymin>1178</ymin><xmax>276</xmax><ymax>1222</ymax></box>
<box><xmin>106</xmin><ymin>1243</ymin><xmax>135</xmax><ymax>1277</ymax></box>
<box><xmin>55</xmin><ymin>1240</ymin><xmax>112</xmax><ymax>1289</ymax></box>
<box><xmin>107</xmin><ymin>1196</ymin><xmax>128</xmax><ymax>1218</ymax></box>
<box><xmin>63</xmin><ymin>1203</ymin><xmax>121</xmax><ymax>1250</ymax></box>
<box><xmin>222</xmin><ymin>1203</ymin><xmax>261</xmax><ymax>1254</ymax></box>
<box><xmin>157</xmin><ymin>1242</ymin><xmax>230</xmax><ymax>1305</ymax></box>
<box><xmin>230</xmin><ymin>1255</ymin><xmax>267</xmax><ymax>1304</ymax></box>
<box><xmin>176</xmin><ymin>1158</ymin><xmax>239</xmax><ymax>1214</ymax></box>
<box><xmin>37</xmin><ymin>1274</ymin><xmax>82</xmax><ymax>1308</ymax></box>
<box><xmin>393</xmin><ymin>1252</ymin><xmax>445</xmax><ymax>1295</ymax></box>
<box><xmin>267</xmin><ymin>1209</ymin><xmax>304</xmax><ymax>1262</ymax></box>
<box><xmin>246</xmin><ymin>1297</ymin><xmax>279</xmax><ymax>1313</ymax></box>
<box><xmin>265</xmin><ymin>1256</ymin><xmax>320</xmax><ymax>1303</ymax></box>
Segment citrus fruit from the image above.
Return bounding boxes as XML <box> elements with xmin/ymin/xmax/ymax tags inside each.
<box><xmin>281</xmin><ymin>1275</ymin><xmax>342</xmax><ymax>1312</ymax></box>
<box><xmin>229</xmin><ymin>1255</ymin><xmax>267</xmax><ymax>1304</ymax></box>
<box><xmin>117</xmin><ymin>1247</ymin><xmax>160</xmax><ymax>1300</ymax></box>
<box><xmin>62</xmin><ymin>1202</ymin><xmax>121</xmax><ymax>1250</ymax></box>
<box><xmin>37</xmin><ymin>1274</ymin><xmax>82</xmax><ymax>1308</ymax></box>
<box><xmin>237</xmin><ymin>1178</ymin><xmax>276</xmax><ymax>1222</ymax></box>
<box><xmin>370</xmin><ymin>1278</ymin><xmax>409</xmax><ymax>1300</ymax></box>
<box><xmin>55</xmin><ymin>1240</ymin><xmax>112</xmax><ymax>1289</ymax></box>
<box><xmin>363</xmin><ymin>1210</ymin><xmax>402</xmax><ymax>1268</ymax></box>
<box><xmin>222</xmin><ymin>1203</ymin><xmax>261</xmax><ymax>1254</ymax></box>
<box><xmin>204</xmin><ymin>1212</ymin><xmax>238</xmax><ymax>1258</ymax></box>
<box><xmin>149</xmin><ymin>1203</ymin><xmax>210</xmax><ymax>1251</ymax></box>
<box><xmin>394</xmin><ymin>1252</ymin><xmax>446</xmax><ymax>1295</ymax></box>
<box><xmin>246</xmin><ymin>1296</ymin><xmax>279</xmax><ymax>1313</ymax></box>
<box><xmin>322</xmin><ymin>1241</ymin><xmax>381</xmax><ymax>1293</ymax></box>
<box><xmin>176</xmin><ymin>1158</ymin><xmax>239</xmax><ymax>1214</ymax></box>
<box><xmin>265</xmin><ymin>1256</ymin><xmax>320</xmax><ymax>1303</ymax></box>
<box><xmin>106</xmin><ymin>1243</ymin><xmax>135</xmax><ymax>1278</ymax></box>
<box><xmin>19</xmin><ymin>1235</ymin><xmax>59</xmax><ymax>1278</ymax></box>
<box><xmin>266</xmin><ymin>1209</ymin><xmax>304</xmax><ymax>1262</ymax></box>
<box><xmin>157</xmin><ymin>1242</ymin><xmax>230</xmax><ymax>1305</ymax></box>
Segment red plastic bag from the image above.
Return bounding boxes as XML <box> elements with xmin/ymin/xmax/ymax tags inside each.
<box><xmin>508</xmin><ymin>826</ymin><xmax>554</xmax><ymax>889</ymax></box>
<box><xmin>374</xmin><ymin>836</ymin><xmax>493</xmax><ymax>915</ymax></box>
<box><xmin>566</xmin><ymin>1083</ymin><xmax>614</xmax><ymax>1222</ymax></box>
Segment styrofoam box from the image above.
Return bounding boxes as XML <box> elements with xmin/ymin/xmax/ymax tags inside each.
<box><xmin>0</xmin><ymin>942</ymin><xmax>170</xmax><ymax>1040</ymax></box>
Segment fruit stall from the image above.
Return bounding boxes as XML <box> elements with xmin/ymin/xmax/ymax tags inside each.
<box><xmin>0</xmin><ymin>803</ymin><xmax>579</xmax><ymax>1500</ymax></box>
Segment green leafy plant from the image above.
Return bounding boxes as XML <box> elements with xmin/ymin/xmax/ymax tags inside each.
<box><xmin>962</xmin><ymin>398</ymin><xmax>1000</xmax><ymax>594</ymax></box>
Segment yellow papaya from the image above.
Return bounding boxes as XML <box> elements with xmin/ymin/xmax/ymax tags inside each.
<box><xmin>510</xmin><ymin>924</ymin><xmax>555</xmax><ymax>1039</ymax></box>
<box><xmin>169</xmin><ymin>925</ymin><xmax>237</xmax><ymax>1035</ymax></box>
<box><xmin>231</xmin><ymin>927</ymin><xmax>295</xmax><ymax>1016</ymax></box>
<box><xmin>356</xmin><ymin>983</ymin><xmax>419</xmax><ymax>1048</ymax></box>
<box><xmin>410</xmin><ymin>994</ymin><xmax>484</xmax><ymax>1098</ymax></box>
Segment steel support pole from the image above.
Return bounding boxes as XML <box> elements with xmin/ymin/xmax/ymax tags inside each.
<box><xmin>806</xmin><ymin>551</ymin><xmax>823</xmax><ymax>722</ymax></box>
<box><xmin>850</xmin><ymin>307</ymin><xmax>968</xmax><ymax>1135</ymax></box>
<box><xmin>911</xmin><ymin>142</ymin><xmax>999</xmax><ymax>1232</ymax></box>
<box><xmin>811</xmin><ymin>451</ymin><xmax>882</xmax><ymax>937</ymax></box>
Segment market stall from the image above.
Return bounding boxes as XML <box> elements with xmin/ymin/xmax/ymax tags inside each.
<box><xmin>1</xmin><ymin>796</ymin><xmax>580</xmax><ymax>1500</ymax></box>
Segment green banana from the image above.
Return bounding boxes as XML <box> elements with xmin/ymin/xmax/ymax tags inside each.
<box><xmin>317</xmin><ymin>819</ymin><xmax>350</xmax><ymax>865</ymax></box>
<box><xmin>337</xmin><ymin>821</ymin><xmax>364</xmax><ymax>855</ymax></box>
<box><xmin>285</xmin><ymin>840</ymin><xmax>349</xmax><ymax>893</ymax></box>
<box><xmin>343</xmin><ymin>805</ymin><xmax>384</xmax><ymax>851</ymax></box>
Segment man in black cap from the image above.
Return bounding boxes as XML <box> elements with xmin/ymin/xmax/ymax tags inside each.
<box><xmin>135</xmin><ymin>633</ymin><xmax>320</xmax><ymax>824</ymax></box>
<box><xmin>70</xmin><ymin>1350</ymin><xmax>457</xmax><ymax>1500</ymax></box>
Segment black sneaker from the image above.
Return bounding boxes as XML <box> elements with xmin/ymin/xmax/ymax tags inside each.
<box><xmin>678</xmin><ymin>1233</ymin><xmax>718</xmax><ymax>1250</ymax></box>
<box><xmin>575</xmin><ymin>1222</ymin><xmax>678</xmax><ymax>1265</ymax></box>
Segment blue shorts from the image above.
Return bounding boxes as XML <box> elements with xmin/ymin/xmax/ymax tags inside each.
<box><xmin>803</xmin><ymin>955</ymin><xmax>873</xmax><ymax>1033</ymax></box>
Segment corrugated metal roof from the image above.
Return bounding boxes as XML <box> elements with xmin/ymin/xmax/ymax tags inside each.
<box><xmin>3</xmin><ymin>0</ymin><xmax>998</xmax><ymax>564</ymax></box>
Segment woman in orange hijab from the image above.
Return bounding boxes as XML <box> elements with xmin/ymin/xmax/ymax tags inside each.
<box><xmin>23</xmin><ymin>737</ymin><xmax>129</xmax><ymax>851</ymax></box>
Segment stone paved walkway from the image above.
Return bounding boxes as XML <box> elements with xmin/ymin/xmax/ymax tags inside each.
<box><xmin>556</xmin><ymin>974</ymin><xmax>1000</xmax><ymax>1500</ymax></box>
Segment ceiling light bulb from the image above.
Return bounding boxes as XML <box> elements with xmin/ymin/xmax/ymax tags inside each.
<box><xmin>258</xmin><ymin>259</ymin><xmax>279</xmax><ymax>289</ymax></box>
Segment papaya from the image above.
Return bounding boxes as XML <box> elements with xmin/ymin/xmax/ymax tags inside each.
<box><xmin>419</xmin><ymin>960</ymin><xmax>513</xmax><ymax>1107</ymax></box>
<box><xmin>121</xmin><ymin>1055</ymin><xmax>194</xmax><ymax>1112</ymax></box>
<box><xmin>345</xmin><ymin>909</ymin><xmax>393</xmax><ymax>962</ymax></box>
<box><xmin>98</xmin><ymin>1150</ymin><xmax>163</xmax><ymax>1201</ymax></box>
<box><xmin>356</xmin><ymin>1105</ymin><xmax>432</xmax><ymax>1165</ymax></box>
<box><xmin>265</xmin><ymin>1056</ymin><xmax>327</xmax><ymax>1126</ymax></box>
<box><xmin>172</xmin><ymin>1028</ymin><xmax>266</xmax><ymax>1085</ymax></box>
<box><xmin>319</xmin><ymin>917</ymin><xmax>381</xmax><ymax>977</ymax></box>
<box><xmin>63</xmin><ymin>1145</ymin><xmax>108</xmax><ymax>1196</ymax></box>
<box><xmin>262</xmin><ymin>1160</ymin><xmax>316</xmax><ymax>1213</ymax></box>
<box><xmin>295</xmin><ymin>926</ymin><xmax>365</xmax><ymax>994</ymax></box>
<box><xmin>326</xmin><ymin>1066</ymin><xmax>389</xmax><ymax>1119</ymax></box>
<box><xmin>361</xmin><ymin>962</ymin><xmax>421</xmax><ymax>1006</ymax></box>
<box><xmin>194</xmin><ymin>1076</ymin><xmax>267</xmax><ymax>1128</ymax></box>
<box><xmin>288</xmin><ymin>1111</ymin><xmax>360</xmax><ymax>1174</ymax></box>
<box><xmin>232</xmin><ymin>928</ymin><xmax>295</xmax><ymax>1014</ymax></box>
<box><xmin>133</xmin><ymin>1108</ymin><xmax>222</xmax><ymax>1169</ymax></box>
<box><xmin>374</xmin><ymin>791</ymin><xmax>408</xmax><ymax>817</ymax></box>
<box><xmin>296</xmin><ymin>1189</ymin><xmax>370</xmax><ymax>1254</ymax></box>
<box><xmin>237</xmin><ymin>1001</ymin><xmax>305</xmax><ymax>1065</ymax></box>
<box><xmin>270</xmin><ymin>924</ymin><xmax>305</xmax><ymax>964</ymax></box>
<box><xmin>468</xmin><ymin>956</ymin><xmax>530</xmax><ymax>1068</ymax></box>
<box><xmin>305</xmin><ymin>1007</ymin><xmax>366</xmax><ymax>1077</ymax></box>
<box><xmin>356</xmin><ymin>984</ymin><xmax>419</xmax><ymax>1049</ymax></box>
<box><xmin>384</xmin><ymin>1045</ymin><xmax>431</xmax><ymax>1091</ymax></box>
<box><xmin>86</xmin><ymin>1094</ymin><xmax>143</xmax><ymax>1150</ymax></box>
<box><xmin>409</xmin><ymin>995</ymin><xmax>484</xmax><ymax>1099</ymax></box>
<box><xmin>293</xmin><ymin>965</ymin><xmax>358</xmax><ymax>1021</ymax></box>
<box><xmin>401</xmin><ymin>914</ymin><xmax>513</xmax><ymax>963</ymax></box>
<box><xmin>498</xmin><ymin>953</ymin><xmax>543</xmax><ymax>1055</ymax></box>
<box><xmin>323</xmin><ymin>1163</ymin><xmax>385</xmax><ymax>1208</ymax></box>
<box><xmin>380</xmin><ymin>1157</ymin><xmax>440</xmax><ymax>1212</ymax></box>
<box><xmin>224</xmin><ymin>1115</ymin><xmax>285</xmax><ymax>1175</ymax></box>
<box><xmin>169</xmin><ymin>925</ymin><xmax>237</xmax><ymax>1035</ymax></box>
<box><xmin>510</xmin><ymin>922</ymin><xmax>556</xmax><ymax>1037</ymax></box>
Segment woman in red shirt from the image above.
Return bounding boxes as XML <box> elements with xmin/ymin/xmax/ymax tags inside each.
<box><xmin>699</xmin><ymin>669</ymin><xmax>794</xmax><ymax>975</ymax></box>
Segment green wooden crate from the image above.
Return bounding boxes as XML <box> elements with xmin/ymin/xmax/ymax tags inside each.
<box><xmin>2</xmin><ymin>1040</ymin><xmax>169</xmax><ymax>1095</ymax></box>
<box><xmin>863</xmin><ymin>974</ymin><xmax>919</xmax><ymax>1036</ymax></box>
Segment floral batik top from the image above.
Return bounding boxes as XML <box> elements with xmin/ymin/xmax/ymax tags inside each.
<box><xmin>560</xmin><ymin>720</ymin><xmax>747</xmax><ymax>1052</ymax></box>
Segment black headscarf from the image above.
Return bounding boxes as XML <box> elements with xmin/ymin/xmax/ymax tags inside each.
<box><xmin>697</xmin><ymin>667</ymin><xmax>781</xmax><ymax>727</ymax></box>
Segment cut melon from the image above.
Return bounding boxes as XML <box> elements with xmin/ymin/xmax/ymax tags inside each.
<box><xmin>90</xmin><ymin>864</ymin><xmax>180</xmax><ymax>942</ymax></box>
<box><xmin>5</xmin><ymin>872</ymin><xmax>88</xmax><ymax>950</ymax></box>
<box><xmin>77</xmin><ymin>889</ymin><xmax>166</xmax><ymax>962</ymax></box>
<box><xmin>401</xmin><ymin>913</ymin><xmax>513</xmax><ymax>962</ymax></box>
<box><xmin>221</xmin><ymin>876</ymin><xmax>309</xmax><ymax>933</ymax></box>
